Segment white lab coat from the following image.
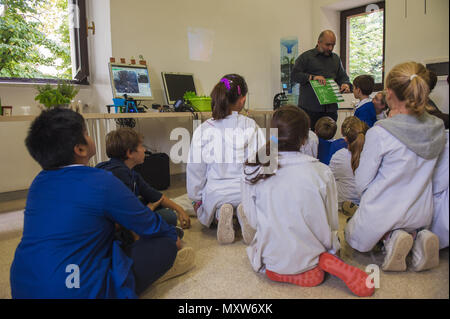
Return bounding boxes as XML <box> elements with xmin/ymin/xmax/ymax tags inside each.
<box><xmin>300</xmin><ymin>130</ymin><xmax>319</xmax><ymax>158</ymax></box>
<box><xmin>345</xmin><ymin>126</ymin><xmax>439</xmax><ymax>252</ymax></box>
<box><xmin>431</xmin><ymin>130</ymin><xmax>449</xmax><ymax>249</ymax></box>
<box><xmin>187</xmin><ymin>111</ymin><xmax>265</xmax><ymax>227</ymax></box>
<box><xmin>329</xmin><ymin>148</ymin><xmax>360</xmax><ymax>205</ymax></box>
<box><xmin>241</xmin><ymin>152</ymin><xmax>340</xmax><ymax>275</ymax></box>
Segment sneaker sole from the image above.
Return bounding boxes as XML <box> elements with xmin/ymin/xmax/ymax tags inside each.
<box><xmin>319</xmin><ymin>252</ymin><xmax>375</xmax><ymax>297</ymax></box>
<box><xmin>382</xmin><ymin>231</ymin><xmax>413</xmax><ymax>272</ymax></box>
<box><xmin>266</xmin><ymin>267</ymin><xmax>324</xmax><ymax>287</ymax></box>
<box><xmin>217</xmin><ymin>204</ymin><xmax>235</xmax><ymax>244</ymax></box>
<box><xmin>155</xmin><ymin>247</ymin><xmax>195</xmax><ymax>284</ymax></box>
<box><xmin>413</xmin><ymin>232</ymin><xmax>439</xmax><ymax>272</ymax></box>
<box><xmin>237</xmin><ymin>204</ymin><xmax>255</xmax><ymax>245</ymax></box>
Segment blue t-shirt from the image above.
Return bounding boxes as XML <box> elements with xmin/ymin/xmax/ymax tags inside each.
<box><xmin>10</xmin><ymin>166</ymin><xmax>176</xmax><ymax>299</ymax></box>
<box><xmin>318</xmin><ymin>138</ymin><xmax>347</xmax><ymax>165</ymax></box>
<box><xmin>354</xmin><ymin>101</ymin><xmax>377</xmax><ymax>127</ymax></box>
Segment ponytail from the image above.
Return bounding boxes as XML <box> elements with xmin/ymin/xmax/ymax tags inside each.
<box><xmin>349</xmin><ymin>132</ymin><xmax>366</xmax><ymax>173</ymax></box>
<box><xmin>341</xmin><ymin>116</ymin><xmax>369</xmax><ymax>173</ymax></box>
<box><xmin>386</xmin><ymin>62</ymin><xmax>430</xmax><ymax>117</ymax></box>
<box><xmin>211</xmin><ymin>74</ymin><xmax>248</xmax><ymax>120</ymax></box>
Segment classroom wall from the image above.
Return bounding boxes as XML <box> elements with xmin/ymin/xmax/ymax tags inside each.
<box><xmin>109</xmin><ymin>0</ymin><xmax>313</xmax><ymax>110</ymax></box>
<box><xmin>0</xmin><ymin>0</ymin><xmax>449</xmax><ymax>192</ymax></box>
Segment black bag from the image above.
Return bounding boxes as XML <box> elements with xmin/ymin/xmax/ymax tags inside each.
<box><xmin>134</xmin><ymin>151</ymin><xmax>170</xmax><ymax>190</ymax></box>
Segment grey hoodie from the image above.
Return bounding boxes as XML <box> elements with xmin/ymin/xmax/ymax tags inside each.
<box><xmin>376</xmin><ymin>112</ymin><xmax>446</xmax><ymax>160</ymax></box>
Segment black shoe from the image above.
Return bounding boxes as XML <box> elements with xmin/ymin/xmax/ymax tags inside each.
<box><xmin>175</xmin><ymin>226</ymin><xmax>184</xmax><ymax>240</ymax></box>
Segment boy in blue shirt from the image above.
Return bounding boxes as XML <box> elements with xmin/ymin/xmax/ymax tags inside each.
<box><xmin>315</xmin><ymin>116</ymin><xmax>347</xmax><ymax>165</ymax></box>
<box><xmin>10</xmin><ymin>108</ymin><xmax>193</xmax><ymax>298</ymax></box>
<box><xmin>353</xmin><ymin>75</ymin><xmax>377</xmax><ymax>127</ymax></box>
<box><xmin>96</xmin><ymin>128</ymin><xmax>191</xmax><ymax>245</ymax></box>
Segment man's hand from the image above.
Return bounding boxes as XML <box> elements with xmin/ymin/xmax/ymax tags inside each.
<box><xmin>313</xmin><ymin>75</ymin><xmax>327</xmax><ymax>85</ymax></box>
<box><xmin>340</xmin><ymin>83</ymin><xmax>350</xmax><ymax>93</ymax></box>
<box><xmin>177</xmin><ymin>208</ymin><xmax>191</xmax><ymax>229</ymax></box>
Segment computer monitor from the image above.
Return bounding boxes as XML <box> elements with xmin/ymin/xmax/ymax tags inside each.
<box><xmin>161</xmin><ymin>72</ymin><xmax>197</xmax><ymax>105</ymax></box>
<box><xmin>109</xmin><ymin>63</ymin><xmax>153</xmax><ymax>100</ymax></box>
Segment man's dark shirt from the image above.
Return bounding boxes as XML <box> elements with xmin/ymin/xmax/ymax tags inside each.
<box><xmin>291</xmin><ymin>47</ymin><xmax>351</xmax><ymax>113</ymax></box>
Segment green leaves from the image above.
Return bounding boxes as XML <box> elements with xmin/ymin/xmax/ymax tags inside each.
<box><xmin>35</xmin><ymin>81</ymin><xmax>79</xmax><ymax>108</ymax></box>
<box><xmin>348</xmin><ymin>11</ymin><xmax>384</xmax><ymax>83</ymax></box>
<box><xmin>0</xmin><ymin>0</ymin><xmax>71</xmax><ymax>79</ymax></box>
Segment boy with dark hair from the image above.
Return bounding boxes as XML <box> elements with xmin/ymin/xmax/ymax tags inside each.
<box><xmin>95</xmin><ymin>128</ymin><xmax>191</xmax><ymax>245</ymax></box>
<box><xmin>10</xmin><ymin>108</ymin><xmax>194</xmax><ymax>299</ymax></box>
<box><xmin>315</xmin><ymin>116</ymin><xmax>347</xmax><ymax>165</ymax></box>
<box><xmin>353</xmin><ymin>75</ymin><xmax>377</xmax><ymax>127</ymax></box>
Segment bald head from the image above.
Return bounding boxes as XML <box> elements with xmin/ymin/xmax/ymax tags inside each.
<box><xmin>317</xmin><ymin>30</ymin><xmax>336</xmax><ymax>56</ymax></box>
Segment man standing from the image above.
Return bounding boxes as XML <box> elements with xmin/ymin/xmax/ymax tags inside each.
<box><xmin>291</xmin><ymin>30</ymin><xmax>351</xmax><ymax>130</ymax></box>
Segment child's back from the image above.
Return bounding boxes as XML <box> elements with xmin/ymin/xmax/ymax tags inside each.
<box><xmin>243</xmin><ymin>152</ymin><xmax>339</xmax><ymax>274</ymax></box>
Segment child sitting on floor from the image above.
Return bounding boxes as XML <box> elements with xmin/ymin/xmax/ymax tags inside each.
<box><xmin>315</xmin><ymin>116</ymin><xmax>347</xmax><ymax>165</ymax></box>
<box><xmin>345</xmin><ymin>62</ymin><xmax>446</xmax><ymax>272</ymax></box>
<box><xmin>10</xmin><ymin>108</ymin><xmax>194</xmax><ymax>299</ymax></box>
<box><xmin>187</xmin><ymin>74</ymin><xmax>265</xmax><ymax>244</ymax></box>
<box><xmin>329</xmin><ymin>116</ymin><xmax>369</xmax><ymax>214</ymax></box>
<box><xmin>96</xmin><ymin>128</ymin><xmax>191</xmax><ymax>245</ymax></box>
<box><xmin>353</xmin><ymin>75</ymin><xmax>377</xmax><ymax>127</ymax></box>
<box><xmin>241</xmin><ymin>105</ymin><xmax>374</xmax><ymax>297</ymax></box>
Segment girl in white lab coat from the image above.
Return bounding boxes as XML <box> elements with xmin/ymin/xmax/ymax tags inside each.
<box><xmin>329</xmin><ymin>116</ymin><xmax>369</xmax><ymax>209</ymax></box>
<box><xmin>241</xmin><ymin>105</ymin><xmax>374</xmax><ymax>297</ymax></box>
<box><xmin>300</xmin><ymin>129</ymin><xmax>319</xmax><ymax>158</ymax></box>
<box><xmin>187</xmin><ymin>74</ymin><xmax>264</xmax><ymax>244</ymax></box>
<box><xmin>345</xmin><ymin>62</ymin><xmax>446</xmax><ymax>272</ymax></box>
<box><xmin>431</xmin><ymin>128</ymin><xmax>449</xmax><ymax>249</ymax></box>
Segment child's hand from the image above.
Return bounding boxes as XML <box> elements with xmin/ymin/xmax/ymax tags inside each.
<box><xmin>177</xmin><ymin>208</ymin><xmax>191</xmax><ymax>229</ymax></box>
<box><xmin>147</xmin><ymin>197</ymin><xmax>163</xmax><ymax>211</ymax></box>
<box><xmin>193</xmin><ymin>200</ymin><xmax>202</xmax><ymax>214</ymax></box>
<box><xmin>176</xmin><ymin>237</ymin><xmax>182</xmax><ymax>250</ymax></box>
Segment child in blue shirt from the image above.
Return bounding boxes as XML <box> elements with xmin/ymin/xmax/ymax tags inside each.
<box><xmin>353</xmin><ymin>75</ymin><xmax>377</xmax><ymax>127</ymax></box>
<box><xmin>10</xmin><ymin>108</ymin><xmax>193</xmax><ymax>299</ymax></box>
<box><xmin>315</xmin><ymin>116</ymin><xmax>347</xmax><ymax>165</ymax></box>
<box><xmin>96</xmin><ymin>128</ymin><xmax>191</xmax><ymax>246</ymax></box>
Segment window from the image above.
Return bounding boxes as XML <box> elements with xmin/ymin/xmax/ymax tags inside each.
<box><xmin>340</xmin><ymin>2</ymin><xmax>385</xmax><ymax>91</ymax></box>
<box><xmin>0</xmin><ymin>0</ymin><xmax>89</xmax><ymax>84</ymax></box>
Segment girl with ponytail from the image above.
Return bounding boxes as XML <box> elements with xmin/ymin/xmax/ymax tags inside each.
<box><xmin>241</xmin><ymin>105</ymin><xmax>374</xmax><ymax>297</ymax></box>
<box><xmin>345</xmin><ymin>62</ymin><xmax>446</xmax><ymax>273</ymax></box>
<box><xmin>329</xmin><ymin>116</ymin><xmax>368</xmax><ymax>212</ymax></box>
<box><xmin>187</xmin><ymin>74</ymin><xmax>265</xmax><ymax>245</ymax></box>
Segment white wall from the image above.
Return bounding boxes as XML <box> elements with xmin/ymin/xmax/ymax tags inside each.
<box><xmin>385</xmin><ymin>0</ymin><xmax>449</xmax><ymax>113</ymax></box>
<box><xmin>109</xmin><ymin>0</ymin><xmax>313</xmax><ymax>110</ymax></box>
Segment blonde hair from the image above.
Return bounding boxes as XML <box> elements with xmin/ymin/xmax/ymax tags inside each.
<box><xmin>341</xmin><ymin>116</ymin><xmax>369</xmax><ymax>173</ymax></box>
<box><xmin>385</xmin><ymin>62</ymin><xmax>430</xmax><ymax>117</ymax></box>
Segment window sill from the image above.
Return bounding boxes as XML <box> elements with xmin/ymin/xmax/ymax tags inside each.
<box><xmin>0</xmin><ymin>78</ymin><xmax>90</xmax><ymax>87</ymax></box>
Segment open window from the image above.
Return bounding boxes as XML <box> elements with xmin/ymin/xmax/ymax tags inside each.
<box><xmin>340</xmin><ymin>1</ymin><xmax>385</xmax><ymax>91</ymax></box>
<box><xmin>0</xmin><ymin>0</ymin><xmax>89</xmax><ymax>84</ymax></box>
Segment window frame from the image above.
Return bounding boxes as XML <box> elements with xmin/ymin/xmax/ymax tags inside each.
<box><xmin>340</xmin><ymin>1</ymin><xmax>385</xmax><ymax>91</ymax></box>
<box><xmin>0</xmin><ymin>0</ymin><xmax>89</xmax><ymax>85</ymax></box>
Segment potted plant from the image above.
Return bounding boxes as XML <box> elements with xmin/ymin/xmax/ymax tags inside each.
<box><xmin>35</xmin><ymin>81</ymin><xmax>80</xmax><ymax>109</ymax></box>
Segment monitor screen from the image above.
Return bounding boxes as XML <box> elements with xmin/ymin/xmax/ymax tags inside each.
<box><xmin>109</xmin><ymin>63</ymin><xmax>153</xmax><ymax>100</ymax></box>
<box><xmin>162</xmin><ymin>72</ymin><xmax>196</xmax><ymax>104</ymax></box>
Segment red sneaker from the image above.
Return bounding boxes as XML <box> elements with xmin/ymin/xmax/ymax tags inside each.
<box><xmin>318</xmin><ymin>252</ymin><xmax>375</xmax><ymax>297</ymax></box>
<box><xmin>266</xmin><ymin>266</ymin><xmax>324</xmax><ymax>287</ymax></box>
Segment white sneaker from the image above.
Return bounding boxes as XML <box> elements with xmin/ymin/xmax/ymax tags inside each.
<box><xmin>217</xmin><ymin>204</ymin><xmax>235</xmax><ymax>244</ymax></box>
<box><xmin>154</xmin><ymin>246</ymin><xmax>195</xmax><ymax>284</ymax></box>
<box><xmin>411</xmin><ymin>230</ymin><xmax>440</xmax><ymax>272</ymax></box>
<box><xmin>381</xmin><ymin>229</ymin><xmax>413</xmax><ymax>272</ymax></box>
<box><xmin>236</xmin><ymin>203</ymin><xmax>256</xmax><ymax>245</ymax></box>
